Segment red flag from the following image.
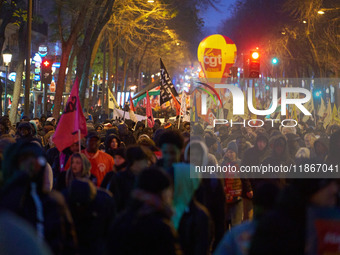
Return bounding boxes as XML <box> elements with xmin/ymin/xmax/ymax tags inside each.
<box><xmin>52</xmin><ymin>78</ymin><xmax>88</xmax><ymax>152</ymax></box>
<box><xmin>129</xmin><ymin>92</ymin><xmax>135</xmax><ymax>112</ymax></box>
<box><xmin>171</xmin><ymin>93</ymin><xmax>181</xmax><ymax>116</ymax></box>
<box><xmin>146</xmin><ymin>91</ymin><xmax>154</xmax><ymax>128</ymax></box>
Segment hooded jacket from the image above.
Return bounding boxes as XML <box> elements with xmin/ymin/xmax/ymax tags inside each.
<box><xmin>184</xmin><ymin>140</ymin><xmax>225</xmax><ymax>250</ymax></box>
<box><xmin>242</xmin><ymin>133</ymin><xmax>270</xmax><ymax>167</ymax></box>
<box><xmin>0</xmin><ymin>141</ymin><xmax>77</xmax><ymax>254</ymax></box>
<box><xmin>172</xmin><ymin>163</ymin><xmax>213</xmax><ymax>255</ymax></box>
<box><xmin>262</xmin><ymin>134</ymin><xmax>294</xmax><ymax>167</ymax></box>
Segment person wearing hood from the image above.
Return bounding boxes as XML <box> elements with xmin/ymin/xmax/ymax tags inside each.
<box><xmin>16</xmin><ymin>121</ymin><xmax>34</xmax><ymax>142</ymax></box>
<box><xmin>106</xmin><ymin>167</ymin><xmax>182</xmax><ymax>255</ymax></box>
<box><xmin>0</xmin><ymin>141</ymin><xmax>77</xmax><ymax>254</ymax></box>
<box><xmin>118</xmin><ymin>123</ymin><xmax>136</xmax><ymax>147</ymax></box>
<box><xmin>172</xmin><ymin>160</ymin><xmax>213</xmax><ymax>255</ymax></box>
<box><xmin>262</xmin><ymin>134</ymin><xmax>294</xmax><ymax>167</ymax></box>
<box><xmin>236</xmin><ymin>135</ymin><xmax>251</xmax><ymax>160</ymax></box>
<box><xmin>249</xmin><ymin>176</ymin><xmax>339</xmax><ymax>255</ymax></box>
<box><xmin>222</xmin><ymin>141</ymin><xmax>250</xmax><ymax>228</ymax></box>
<box><xmin>185</xmin><ymin>139</ymin><xmax>225</xmax><ymax>252</ymax></box>
<box><xmin>105</xmin><ymin>134</ymin><xmax>122</xmax><ymax>157</ymax></box>
<box><xmin>312</xmin><ymin>137</ymin><xmax>329</xmax><ymax>162</ymax></box>
<box><xmin>103</xmin><ymin>145</ymin><xmax>150</xmax><ymax>213</ymax></box>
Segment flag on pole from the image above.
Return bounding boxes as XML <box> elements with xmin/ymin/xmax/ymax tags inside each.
<box><xmin>302</xmin><ymin>95</ymin><xmax>315</xmax><ymax>122</ymax></box>
<box><xmin>318</xmin><ymin>97</ymin><xmax>326</xmax><ymax>117</ymax></box>
<box><xmin>191</xmin><ymin>92</ymin><xmax>198</xmax><ymax>122</ymax></box>
<box><xmin>146</xmin><ymin>91</ymin><xmax>154</xmax><ymax>128</ymax></box>
<box><xmin>291</xmin><ymin>105</ymin><xmax>298</xmax><ymax>121</ymax></box>
<box><xmin>53</xmin><ymin>78</ymin><xmax>88</xmax><ymax>152</ymax></box>
<box><xmin>323</xmin><ymin>99</ymin><xmax>332</xmax><ymax>129</ymax></box>
<box><xmin>180</xmin><ymin>93</ymin><xmax>187</xmax><ymax>117</ymax></box>
<box><xmin>108</xmin><ymin>88</ymin><xmax>119</xmax><ymax>109</ymax></box>
<box><xmin>128</xmin><ymin>91</ymin><xmax>136</xmax><ymax>112</ymax></box>
<box><xmin>331</xmin><ymin>104</ymin><xmax>340</xmax><ymax>124</ymax></box>
<box><xmin>160</xmin><ymin>58</ymin><xmax>179</xmax><ymax>105</ymax></box>
<box><xmin>171</xmin><ymin>93</ymin><xmax>181</xmax><ymax>116</ymax></box>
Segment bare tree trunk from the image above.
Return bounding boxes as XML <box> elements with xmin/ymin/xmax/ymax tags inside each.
<box><xmin>108</xmin><ymin>37</ymin><xmax>114</xmax><ymax>92</ymax></box>
<box><xmin>53</xmin><ymin>43</ymin><xmax>73</xmax><ymax>119</ymax></box>
<box><xmin>10</xmin><ymin>25</ymin><xmax>25</xmax><ymax>124</ymax></box>
<box><xmin>121</xmin><ymin>53</ymin><xmax>129</xmax><ymax>105</ymax></box>
<box><xmin>92</xmin><ymin>76</ymin><xmax>98</xmax><ymax>106</ymax></box>
<box><xmin>102</xmin><ymin>41</ymin><xmax>107</xmax><ymax>113</ymax></box>
<box><xmin>65</xmin><ymin>47</ymin><xmax>78</xmax><ymax>93</ymax></box>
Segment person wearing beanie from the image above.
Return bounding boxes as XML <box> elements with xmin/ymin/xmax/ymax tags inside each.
<box><xmin>100</xmin><ymin>147</ymin><xmax>127</xmax><ymax>190</ymax></box>
<box><xmin>249</xmin><ymin>173</ymin><xmax>339</xmax><ymax>255</ymax></box>
<box><xmin>106</xmin><ymin>167</ymin><xmax>182</xmax><ymax>255</ymax></box>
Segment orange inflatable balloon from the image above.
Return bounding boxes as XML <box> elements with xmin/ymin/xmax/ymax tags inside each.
<box><xmin>197</xmin><ymin>34</ymin><xmax>237</xmax><ymax>83</ymax></box>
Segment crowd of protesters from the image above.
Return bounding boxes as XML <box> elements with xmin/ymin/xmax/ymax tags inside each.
<box><xmin>0</xmin><ymin>110</ymin><xmax>339</xmax><ymax>255</ymax></box>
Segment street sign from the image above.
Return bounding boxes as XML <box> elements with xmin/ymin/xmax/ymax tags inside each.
<box><xmin>50</xmin><ymin>81</ymin><xmax>56</xmax><ymax>92</ymax></box>
<box><xmin>38</xmin><ymin>45</ymin><xmax>48</xmax><ymax>57</ymax></box>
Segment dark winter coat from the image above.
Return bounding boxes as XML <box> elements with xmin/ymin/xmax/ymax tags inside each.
<box><xmin>249</xmin><ymin>185</ymin><xmax>308</xmax><ymax>255</ymax></box>
<box><xmin>178</xmin><ymin>199</ymin><xmax>213</xmax><ymax>255</ymax></box>
<box><xmin>0</xmin><ymin>172</ymin><xmax>77</xmax><ymax>254</ymax></box>
<box><xmin>102</xmin><ymin>168</ymin><xmax>136</xmax><ymax>213</ymax></box>
<box><xmin>63</xmin><ymin>179</ymin><xmax>116</xmax><ymax>255</ymax></box>
<box><xmin>106</xmin><ymin>194</ymin><xmax>182</xmax><ymax>255</ymax></box>
<box><xmin>195</xmin><ymin>178</ymin><xmax>225</xmax><ymax>251</ymax></box>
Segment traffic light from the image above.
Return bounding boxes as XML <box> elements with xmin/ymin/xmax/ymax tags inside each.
<box><xmin>249</xmin><ymin>50</ymin><xmax>260</xmax><ymax>78</ymax></box>
<box><xmin>41</xmin><ymin>59</ymin><xmax>53</xmax><ymax>84</ymax></box>
<box><xmin>272</xmin><ymin>57</ymin><xmax>278</xmax><ymax>64</ymax></box>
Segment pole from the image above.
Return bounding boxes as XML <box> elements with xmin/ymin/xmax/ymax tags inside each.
<box><xmin>102</xmin><ymin>41</ymin><xmax>106</xmax><ymax>114</ymax></box>
<box><xmin>4</xmin><ymin>65</ymin><xmax>8</xmax><ymax>116</ymax></box>
<box><xmin>115</xmin><ymin>31</ymin><xmax>119</xmax><ymax>101</ymax></box>
<box><xmin>43</xmin><ymin>82</ymin><xmax>47</xmax><ymax>115</ymax></box>
<box><xmin>24</xmin><ymin>0</ymin><xmax>32</xmax><ymax>116</ymax></box>
<box><xmin>78</xmin><ymin>129</ymin><xmax>81</xmax><ymax>153</ymax></box>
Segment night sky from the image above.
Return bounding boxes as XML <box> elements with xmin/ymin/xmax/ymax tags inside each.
<box><xmin>200</xmin><ymin>0</ymin><xmax>236</xmax><ymax>34</ymax></box>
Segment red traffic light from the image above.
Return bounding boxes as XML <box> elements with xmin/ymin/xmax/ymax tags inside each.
<box><xmin>43</xmin><ymin>60</ymin><xmax>51</xmax><ymax>67</ymax></box>
<box><xmin>251</xmin><ymin>51</ymin><xmax>260</xmax><ymax>60</ymax></box>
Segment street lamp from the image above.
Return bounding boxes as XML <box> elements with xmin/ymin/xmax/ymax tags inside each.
<box><xmin>2</xmin><ymin>46</ymin><xmax>12</xmax><ymax>116</ymax></box>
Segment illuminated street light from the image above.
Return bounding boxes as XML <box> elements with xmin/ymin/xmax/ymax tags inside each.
<box><xmin>303</xmin><ymin>20</ymin><xmax>307</xmax><ymax>24</ymax></box>
<box><xmin>272</xmin><ymin>58</ymin><xmax>278</xmax><ymax>64</ymax></box>
<box><xmin>147</xmin><ymin>0</ymin><xmax>154</xmax><ymax>2</ymax></box>
<box><xmin>317</xmin><ymin>10</ymin><xmax>325</xmax><ymax>14</ymax></box>
<box><xmin>2</xmin><ymin>46</ymin><xmax>12</xmax><ymax>116</ymax></box>
<box><xmin>315</xmin><ymin>91</ymin><xmax>322</xmax><ymax>97</ymax></box>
